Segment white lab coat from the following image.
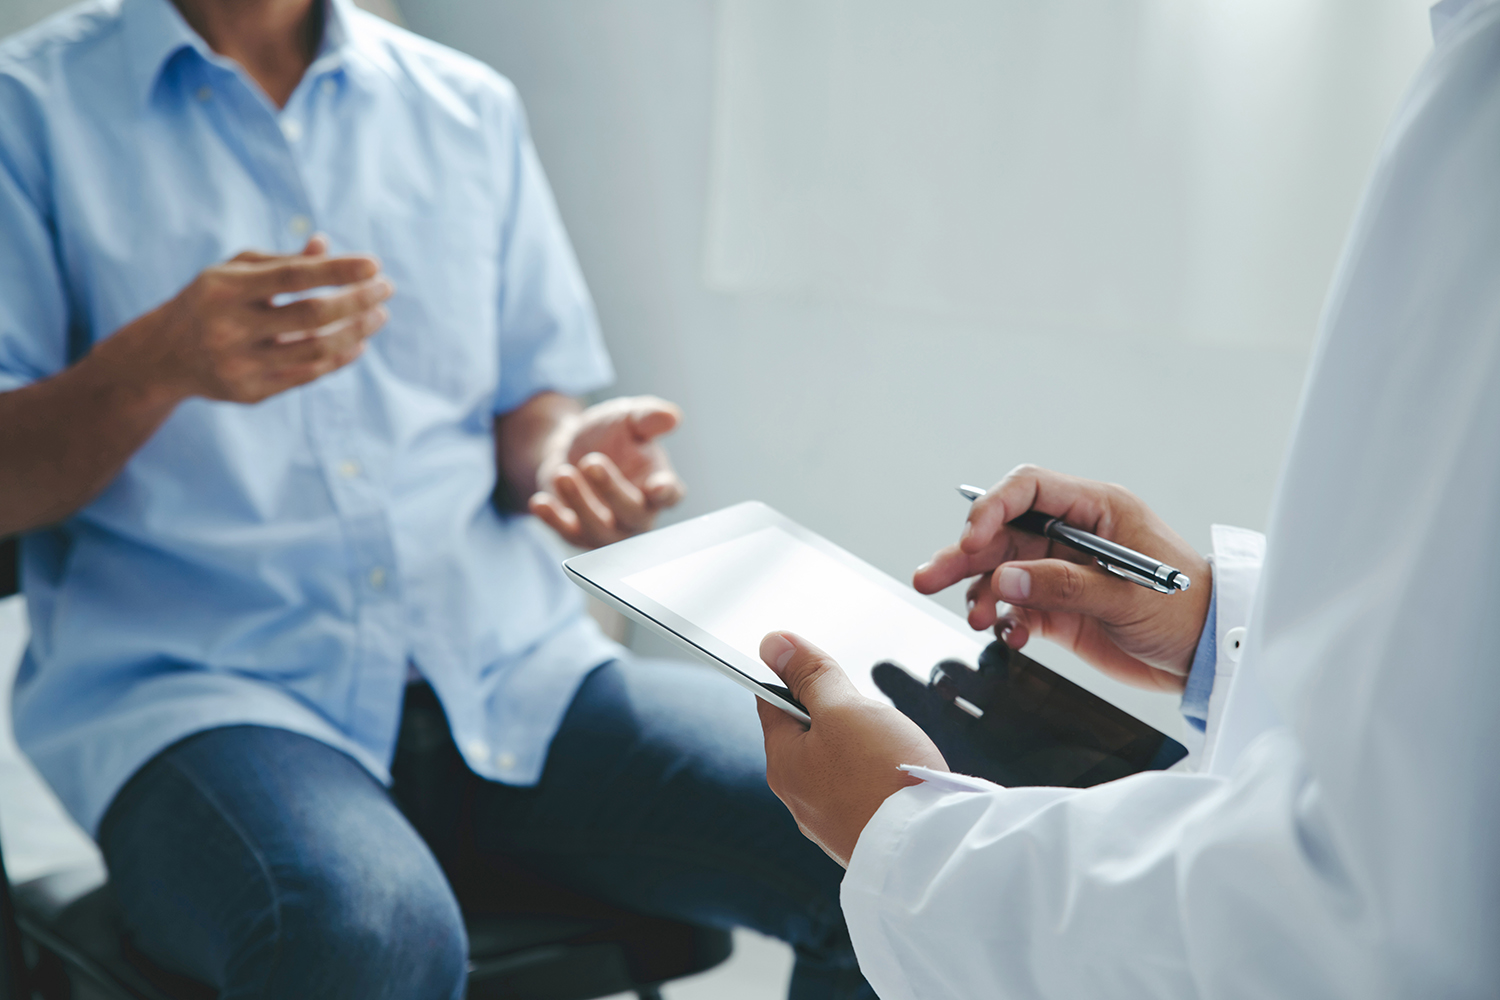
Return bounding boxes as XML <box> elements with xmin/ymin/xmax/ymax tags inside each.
<box><xmin>840</xmin><ymin>3</ymin><xmax>1500</xmax><ymax>997</ymax></box>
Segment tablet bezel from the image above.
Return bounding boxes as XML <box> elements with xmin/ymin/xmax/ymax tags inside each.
<box><xmin>562</xmin><ymin>500</ymin><xmax>986</xmax><ymax>725</ymax></box>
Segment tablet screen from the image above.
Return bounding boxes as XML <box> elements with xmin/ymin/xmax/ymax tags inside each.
<box><xmin>624</xmin><ymin>525</ymin><xmax>986</xmax><ymax>703</ymax></box>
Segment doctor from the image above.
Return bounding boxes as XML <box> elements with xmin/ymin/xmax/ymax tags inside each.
<box><xmin>755</xmin><ymin>1</ymin><xmax>1500</xmax><ymax>996</ymax></box>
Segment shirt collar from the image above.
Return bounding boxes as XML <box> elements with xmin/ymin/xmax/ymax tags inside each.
<box><xmin>120</xmin><ymin>0</ymin><xmax>368</xmax><ymax>109</ymax></box>
<box><xmin>120</xmin><ymin>0</ymin><xmax>205</xmax><ymax>108</ymax></box>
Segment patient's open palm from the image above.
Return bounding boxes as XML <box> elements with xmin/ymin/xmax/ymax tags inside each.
<box><xmin>530</xmin><ymin>396</ymin><xmax>686</xmax><ymax>548</ymax></box>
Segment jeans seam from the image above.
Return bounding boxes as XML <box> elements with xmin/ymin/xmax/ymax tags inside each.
<box><xmin>160</xmin><ymin>754</ymin><xmax>288</xmax><ymax>995</ymax></box>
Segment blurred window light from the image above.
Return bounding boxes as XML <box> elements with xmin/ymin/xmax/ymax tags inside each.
<box><xmin>703</xmin><ymin>0</ymin><xmax>1434</xmax><ymax>348</ymax></box>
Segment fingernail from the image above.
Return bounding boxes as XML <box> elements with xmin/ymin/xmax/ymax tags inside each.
<box><xmin>762</xmin><ymin>632</ymin><xmax>796</xmax><ymax>671</ymax></box>
<box><xmin>915</xmin><ymin>560</ymin><xmax>933</xmax><ymax>574</ymax></box>
<box><xmin>996</xmin><ymin>566</ymin><xmax>1031</xmax><ymax>601</ymax></box>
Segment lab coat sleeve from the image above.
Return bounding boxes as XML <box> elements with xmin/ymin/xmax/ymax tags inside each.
<box><xmin>841</xmin><ymin>728</ymin><xmax>1387</xmax><ymax>1000</ymax></box>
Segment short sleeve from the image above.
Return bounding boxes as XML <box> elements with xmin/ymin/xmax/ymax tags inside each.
<box><xmin>0</xmin><ymin>71</ymin><xmax>69</xmax><ymax>394</ymax></box>
<box><xmin>491</xmin><ymin>95</ymin><xmax>614</xmax><ymax>414</ymax></box>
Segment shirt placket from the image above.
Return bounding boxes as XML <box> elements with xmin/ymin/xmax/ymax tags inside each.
<box><xmin>207</xmin><ymin>61</ymin><xmax>409</xmax><ymax>754</ymax></box>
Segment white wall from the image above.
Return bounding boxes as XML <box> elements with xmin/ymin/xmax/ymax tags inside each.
<box><xmin>394</xmin><ymin>0</ymin><xmax>1435</xmax><ymax>734</ymax></box>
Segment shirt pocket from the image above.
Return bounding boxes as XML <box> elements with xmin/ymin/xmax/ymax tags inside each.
<box><xmin>367</xmin><ymin>209</ymin><xmax>502</xmax><ymax>403</ymax></box>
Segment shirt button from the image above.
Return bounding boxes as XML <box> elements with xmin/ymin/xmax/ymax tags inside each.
<box><xmin>495</xmin><ymin>751</ymin><xmax>517</xmax><ymax>771</ymax></box>
<box><xmin>281</xmin><ymin>119</ymin><xmax>303</xmax><ymax>143</ymax></box>
<box><xmin>196</xmin><ymin>85</ymin><xmax>212</xmax><ymax>103</ymax></box>
<box><xmin>465</xmin><ymin>739</ymin><xmax>490</xmax><ymax>761</ymax></box>
<box><xmin>1224</xmin><ymin>626</ymin><xmax>1247</xmax><ymax>665</ymax></box>
<box><xmin>337</xmin><ymin>460</ymin><xmax>361</xmax><ymax>479</ymax></box>
<box><xmin>368</xmin><ymin>566</ymin><xmax>387</xmax><ymax>589</ymax></box>
<box><xmin>288</xmin><ymin>214</ymin><xmax>311</xmax><ymax>236</ymax></box>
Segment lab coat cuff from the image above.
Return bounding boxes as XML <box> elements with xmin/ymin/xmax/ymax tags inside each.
<box><xmin>1200</xmin><ymin>524</ymin><xmax>1264</xmax><ymax>757</ymax></box>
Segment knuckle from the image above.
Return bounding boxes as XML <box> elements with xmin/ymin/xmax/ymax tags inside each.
<box><xmin>1056</xmin><ymin>563</ymin><xmax>1087</xmax><ymax>603</ymax></box>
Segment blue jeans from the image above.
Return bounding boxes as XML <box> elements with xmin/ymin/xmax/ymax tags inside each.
<box><xmin>97</xmin><ymin>659</ymin><xmax>872</xmax><ymax>999</ymax></box>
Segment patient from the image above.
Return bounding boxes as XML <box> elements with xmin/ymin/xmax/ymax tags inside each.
<box><xmin>0</xmin><ymin>0</ymin><xmax>871</xmax><ymax>996</ymax></box>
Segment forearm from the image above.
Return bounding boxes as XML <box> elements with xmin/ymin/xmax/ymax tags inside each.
<box><xmin>0</xmin><ymin>319</ymin><xmax>184</xmax><ymax>535</ymax></box>
<box><xmin>492</xmin><ymin>390</ymin><xmax>581</xmax><ymax>510</ymax></box>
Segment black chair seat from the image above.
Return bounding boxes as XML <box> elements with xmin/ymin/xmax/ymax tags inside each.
<box><xmin>12</xmin><ymin>862</ymin><xmax>730</xmax><ymax>1000</ymax></box>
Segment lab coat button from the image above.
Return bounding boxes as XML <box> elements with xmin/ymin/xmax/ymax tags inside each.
<box><xmin>1224</xmin><ymin>626</ymin><xmax>1247</xmax><ymax>664</ymax></box>
<box><xmin>281</xmin><ymin>119</ymin><xmax>303</xmax><ymax>143</ymax></box>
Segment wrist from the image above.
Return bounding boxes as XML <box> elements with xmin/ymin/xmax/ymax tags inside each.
<box><xmin>529</xmin><ymin>408</ymin><xmax>581</xmax><ymax>493</ymax></box>
<box><xmin>90</xmin><ymin>305</ymin><xmax>195</xmax><ymax>413</ymax></box>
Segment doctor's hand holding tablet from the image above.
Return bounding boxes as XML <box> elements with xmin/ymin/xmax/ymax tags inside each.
<box><xmin>754</xmin><ymin>464</ymin><xmax>1206</xmax><ymax>866</ymax></box>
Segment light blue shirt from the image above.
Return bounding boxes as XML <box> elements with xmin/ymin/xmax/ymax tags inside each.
<box><xmin>0</xmin><ymin>0</ymin><xmax>622</xmax><ymax>835</ymax></box>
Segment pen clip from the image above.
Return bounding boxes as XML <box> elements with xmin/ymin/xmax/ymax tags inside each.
<box><xmin>1097</xmin><ymin>559</ymin><xmax>1178</xmax><ymax>594</ymax></box>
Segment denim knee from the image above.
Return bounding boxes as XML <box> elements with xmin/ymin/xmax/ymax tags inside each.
<box><xmin>237</xmin><ymin>847</ymin><xmax>468</xmax><ymax>1000</ymax></box>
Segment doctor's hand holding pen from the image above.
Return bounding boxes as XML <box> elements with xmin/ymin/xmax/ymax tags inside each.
<box><xmin>915</xmin><ymin>464</ymin><xmax>1211</xmax><ymax>694</ymax></box>
<box><xmin>756</xmin><ymin>464</ymin><xmax>1212</xmax><ymax>866</ymax></box>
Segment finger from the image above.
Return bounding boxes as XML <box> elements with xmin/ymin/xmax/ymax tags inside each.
<box><xmin>231</xmin><ymin>248</ymin><xmax>282</xmax><ymax>263</ymax></box>
<box><xmin>913</xmin><ymin>527</ymin><xmax>1060</xmax><ymax>596</ymax></box>
<box><xmin>239</xmin><ymin>254</ymin><xmax>382</xmax><ymax>300</ymax></box>
<box><xmin>965</xmin><ymin>575</ymin><xmax>1002</xmax><ymax>631</ymax></box>
<box><xmin>759</xmin><ymin>631</ymin><xmax>862</xmax><ymax>713</ymax></box>
<box><xmin>551</xmin><ymin>465</ymin><xmax>619</xmax><ymax>544</ymax></box>
<box><xmin>756</xmin><ymin>696</ymin><xmax>807</xmax><ymax>756</ymax></box>
<box><xmin>961</xmin><ymin>464</ymin><xmax>1118</xmax><ymax>556</ymax></box>
<box><xmin>261</xmin><ymin>276</ymin><xmax>394</xmax><ymax>337</ymax></box>
<box><xmin>994</xmin><ymin>610</ymin><xmax>1033</xmax><ymax>649</ymax></box>
<box><xmin>643</xmin><ymin>468</ymin><xmax>685</xmax><ymax>511</ymax></box>
<box><xmin>577</xmin><ymin>453</ymin><xmax>651</xmax><ymax>531</ymax></box>
<box><xmin>528</xmin><ymin>492</ymin><xmax>588</xmax><ymax>547</ymax></box>
<box><xmin>261</xmin><ymin>340</ymin><xmax>368</xmax><ymax>394</ymax></box>
<box><xmin>265</xmin><ymin>306</ymin><xmax>386</xmax><ymax>363</ymax></box>
<box><xmin>625</xmin><ymin>397</ymin><xmax>683</xmax><ymax>442</ymax></box>
<box><xmin>229</xmin><ymin>237</ymin><xmax>327</xmax><ymax>267</ymax></box>
<box><xmin>989</xmin><ymin>557</ymin><xmax>1136</xmax><ymax>622</ymax></box>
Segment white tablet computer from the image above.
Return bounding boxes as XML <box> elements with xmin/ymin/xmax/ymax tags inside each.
<box><xmin>562</xmin><ymin>501</ymin><xmax>987</xmax><ymax>723</ymax></box>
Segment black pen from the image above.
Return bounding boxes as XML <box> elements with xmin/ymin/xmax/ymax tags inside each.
<box><xmin>956</xmin><ymin>485</ymin><xmax>1191</xmax><ymax>594</ymax></box>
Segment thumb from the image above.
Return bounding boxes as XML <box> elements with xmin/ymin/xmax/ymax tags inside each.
<box><xmin>759</xmin><ymin>631</ymin><xmax>861</xmax><ymax>714</ymax></box>
<box><xmin>627</xmin><ymin>397</ymin><xmax>683</xmax><ymax>441</ymax></box>
<box><xmin>991</xmin><ymin>558</ymin><xmax>1131</xmax><ymax>620</ymax></box>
